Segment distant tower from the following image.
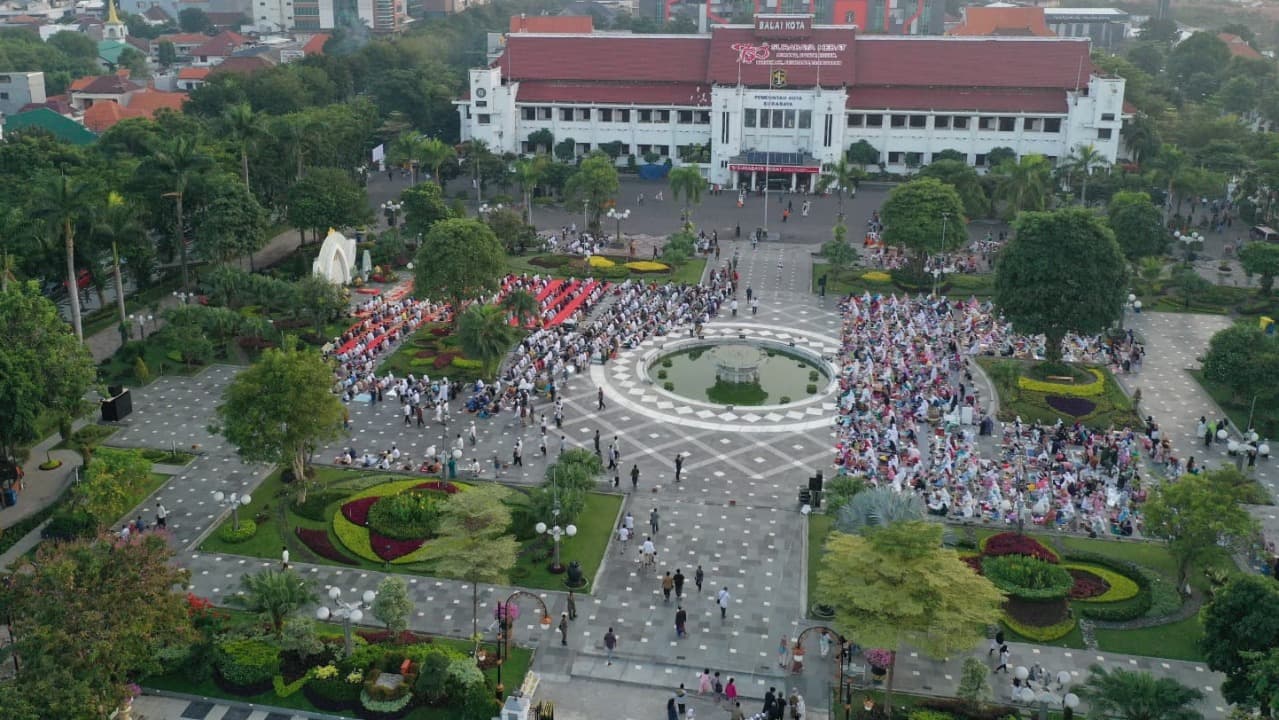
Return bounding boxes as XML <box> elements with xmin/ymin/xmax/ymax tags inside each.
<box><xmin>1154</xmin><ymin>0</ymin><xmax>1171</xmax><ymax>21</ymax></box>
<box><xmin>104</xmin><ymin>0</ymin><xmax>128</xmax><ymax>40</ymax></box>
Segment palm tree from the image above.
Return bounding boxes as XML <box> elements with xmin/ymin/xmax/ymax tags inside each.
<box><xmin>1121</xmin><ymin>114</ymin><xmax>1161</xmax><ymax>167</ymax></box>
<box><xmin>227</xmin><ymin>568</ymin><xmax>318</xmax><ymax>637</ymax></box>
<box><xmin>501</xmin><ymin>289</ymin><xmax>538</xmax><ymax>328</ymax></box>
<box><xmin>0</xmin><ymin>205</ymin><xmax>33</xmax><ymax>294</ymax></box>
<box><xmin>1150</xmin><ymin>146</ymin><xmax>1188</xmax><ymax>222</ymax></box>
<box><xmin>421</xmin><ymin>137</ymin><xmax>456</xmax><ymax>187</ymax></box>
<box><xmin>93</xmin><ymin>193</ymin><xmax>145</xmax><ymax>337</ymax></box>
<box><xmin>31</xmin><ymin>172</ymin><xmax>96</xmax><ymax>341</ymax></box>
<box><xmin>513</xmin><ymin>156</ymin><xmax>547</xmax><ymax>225</ymax></box>
<box><xmin>458</xmin><ymin>303</ymin><xmax>516</xmax><ymax>378</ymax></box>
<box><xmin>1076</xmin><ymin>664</ymin><xmax>1204</xmax><ymax>720</ymax></box>
<box><xmin>1066</xmin><ymin>143</ymin><xmax>1109</xmax><ymax>207</ymax></box>
<box><xmin>669</xmin><ymin>165</ymin><xmax>706</xmax><ymax>223</ymax></box>
<box><xmin>991</xmin><ymin>154</ymin><xmax>1053</xmax><ymax>220</ymax></box>
<box><xmin>149</xmin><ymin>135</ymin><xmax>212</xmax><ymax>291</ymax></box>
<box><xmin>817</xmin><ymin>157</ymin><xmax>867</xmax><ymax>220</ymax></box>
<box><xmin>223</xmin><ymin>102</ymin><xmax>268</xmax><ymax>193</ymax></box>
<box><xmin>835</xmin><ymin>487</ymin><xmax>924</xmax><ymax>535</ymax></box>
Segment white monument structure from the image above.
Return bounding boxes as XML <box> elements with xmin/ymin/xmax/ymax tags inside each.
<box><xmin>312</xmin><ymin>229</ymin><xmax>356</xmax><ymax>284</ymax></box>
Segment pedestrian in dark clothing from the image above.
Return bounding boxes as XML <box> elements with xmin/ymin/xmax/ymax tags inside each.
<box><xmin>594</xmin><ymin>429</ymin><xmax>601</xmax><ymax>456</ymax></box>
<box><xmin>763</xmin><ymin>687</ymin><xmax>776</xmax><ymax>718</ymax></box>
<box><xmin>662</xmin><ymin>572</ymin><xmax>674</xmax><ymax>602</ymax></box>
<box><xmin>675</xmin><ymin>605</ymin><xmax>687</xmax><ymax>637</ymax></box>
<box><xmin>674</xmin><ymin>568</ymin><xmax>685</xmax><ymax>598</ymax></box>
<box><xmin>650</xmin><ymin>508</ymin><xmax>660</xmax><ymax>534</ymax></box>
<box><xmin>630</xmin><ymin>464</ymin><xmax>640</xmax><ymax>490</ymax></box>
<box><xmin>694</xmin><ymin>565</ymin><xmax>704</xmax><ymax>594</ymax></box>
<box><xmin>674</xmin><ymin>453</ymin><xmax>684</xmax><ymax>482</ymax></box>
<box><xmin>666</xmin><ymin>698</ymin><xmax>678</xmax><ymax>720</ymax></box>
<box><xmin>567</xmin><ymin>591</ymin><xmax>577</xmax><ymax>620</ymax></box>
<box><xmin>598</xmin><ymin>387</ymin><xmax>606</xmax><ymax>410</ymax></box>
<box><xmin>558</xmin><ymin>613</ymin><xmax>569</xmax><ymax>646</ymax></box>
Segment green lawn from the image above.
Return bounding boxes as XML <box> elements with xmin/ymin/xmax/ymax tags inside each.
<box><xmin>1001</xmin><ymin>620</ymin><xmax>1087</xmax><ymax>649</ymax></box>
<box><xmin>202</xmin><ymin>466</ymin><xmax>618</xmax><ymax>593</ymax></box>
<box><xmin>1094</xmin><ymin>615</ymin><xmax>1205</xmax><ymax>661</ymax></box>
<box><xmin>806</xmin><ymin>512</ymin><xmax>834</xmax><ymax>617</ymax></box>
<box><xmin>810</xmin><ymin>263</ymin><xmax>996</xmax><ymax>298</ymax></box>
<box><xmin>510</xmin><ymin>491</ymin><xmax>621</xmax><ymax>591</ymax></box>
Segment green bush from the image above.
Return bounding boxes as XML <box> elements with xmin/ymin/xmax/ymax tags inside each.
<box><xmin>661</xmin><ymin>358</ymin><xmax>673</xmax><ymax>368</ymax></box>
<box><xmin>982</xmin><ymin>554</ymin><xmax>1073</xmax><ymax>600</ymax></box>
<box><xmin>805</xmin><ymin>383</ymin><xmax>818</xmax><ymax>394</ymax></box>
<box><xmin>412</xmin><ymin>648</ymin><xmax>453</xmax><ymax>704</ymax></box>
<box><xmin>273</xmin><ymin>673</ymin><xmax>309</xmax><ymax>698</ymax></box>
<box><xmin>292</xmin><ymin>491</ymin><xmax>345</xmax><ymax>522</ymax></box>
<box><xmin>360</xmin><ymin>689</ymin><xmax>414</xmax><ymax>714</ymax></box>
<box><xmin>1063</xmin><ymin>551</ymin><xmax>1154</xmax><ymax>621</ymax></box>
<box><xmin>217</xmin><ymin>519</ymin><xmax>258</xmax><ymax>543</ymax></box>
<box><xmin>808</xmin><ymin>370</ymin><xmax>819</xmax><ymax>382</ymax></box>
<box><xmin>366</xmin><ymin>491</ymin><xmax>441</xmax><ymax>540</ymax></box>
<box><xmin>42</xmin><ymin>508</ymin><xmax>99</xmax><ymax>540</ymax></box>
<box><xmin>908</xmin><ymin>711</ymin><xmax>957</xmax><ymax>720</ymax></box>
<box><xmin>451</xmin><ymin>356</ymin><xmax>483</xmax><ymax>370</ymax></box>
<box><xmin>215</xmin><ymin>638</ymin><xmax>280</xmax><ymax>688</ymax></box>
<box><xmin>657</xmin><ymin>369</ymin><xmax>668</xmax><ymax>379</ymax></box>
<box><xmin>1003</xmin><ymin>614</ymin><xmax>1077</xmax><ymax>642</ymax></box>
<box><xmin>663</xmin><ymin>382</ymin><xmax>675</xmax><ymax>391</ymax></box>
<box><xmin>779</xmin><ymin>396</ymin><xmax>791</xmax><ymax>403</ymax></box>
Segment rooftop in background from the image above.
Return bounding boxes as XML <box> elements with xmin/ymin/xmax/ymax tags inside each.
<box><xmin>1218</xmin><ymin>32</ymin><xmax>1263</xmax><ymax>60</ymax></box>
<box><xmin>3</xmin><ymin>107</ymin><xmax>98</xmax><ymax>145</ymax></box>
<box><xmin>1041</xmin><ymin>7</ymin><xmax>1129</xmax><ymax>17</ymax></box>
<box><xmin>948</xmin><ymin>4</ymin><xmax>1053</xmax><ymax>37</ymax></box>
<box><xmin>508</xmin><ymin>14</ymin><xmax>593</xmax><ymax>33</ymax></box>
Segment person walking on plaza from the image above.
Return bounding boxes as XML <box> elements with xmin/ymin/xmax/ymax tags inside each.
<box><xmin>594</xmin><ymin>429</ymin><xmax>602</xmax><ymax>456</ymax></box>
<box><xmin>604</xmin><ymin>627</ymin><xmax>618</xmax><ymax>665</ymax></box>
<box><xmin>695</xmin><ymin>565</ymin><xmax>705</xmax><ymax>595</ymax></box>
<box><xmin>650</xmin><ymin>507</ymin><xmax>660</xmax><ymax>535</ymax></box>
<box><xmin>717</xmin><ymin>587</ymin><xmax>731</xmax><ymax>621</ymax></box>
<box><xmin>699</xmin><ymin>669</ymin><xmax>713</xmax><ymax>695</ymax></box>
<box><xmin>598</xmin><ymin>387</ymin><xmax>606</xmax><ymax>410</ymax></box>
<box><xmin>155</xmin><ymin>502</ymin><xmax>168</xmax><ymax>529</ymax></box>
<box><xmin>731</xmin><ymin>298</ymin><xmax>739</xmax><ymax>317</ymax></box>
<box><xmin>631</xmin><ymin>463</ymin><xmax>640</xmax><ymax>490</ymax></box>
<box><xmin>777</xmin><ymin>635</ymin><xmax>790</xmax><ymax>668</ymax></box>
<box><xmin>662</xmin><ymin>571</ymin><xmax>675</xmax><ymax>603</ymax></box>
<box><xmin>469</xmin><ymin>420</ymin><xmax>477</xmax><ymax>446</ymax></box>
<box><xmin>674</xmin><ymin>568</ymin><xmax>685</xmax><ymax>599</ymax></box>
<box><xmin>513</xmin><ymin>438</ymin><xmax>523</xmax><ymax>467</ymax></box>
<box><xmin>675</xmin><ymin>605</ymin><xmax>687</xmax><ymax>638</ymax></box>
<box><xmin>617</xmin><ymin>523</ymin><xmax>631</xmax><ymax>554</ymax></box>
<box><xmin>567</xmin><ymin>590</ymin><xmax>577</xmax><ymax>620</ymax></box>
<box><xmin>281</xmin><ymin>546</ymin><xmax>290</xmax><ymax>569</ymax></box>
<box><xmin>995</xmin><ymin>644</ymin><xmax>1010</xmax><ymax>673</ymax></box>
<box><xmin>725</xmin><ymin>677</ymin><xmax>738</xmax><ymax>706</ymax></box>
<box><xmin>558</xmin><ymin>612</ymin><xmax>569</xmax><ymax>646</ymax></box>
<box><xmin>751</xmin><ymin>296</ymin><xmax>759</xmax><ymax>315</ymax></box>
<box><xmin>674</xmin><ymin>453</ymin><xmax>684</xmax><ymax>482</ymax></box>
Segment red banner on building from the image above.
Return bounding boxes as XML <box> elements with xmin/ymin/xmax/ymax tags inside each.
<box><xmin>728</xmin><ymin>164</ymin><xmax>820</xmax><ymax>174</ymax></box>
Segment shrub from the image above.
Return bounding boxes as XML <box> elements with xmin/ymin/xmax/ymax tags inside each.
<box><xmin>908</xmin><ymin>711</ymin><xmax>956</xmax><ymax>720</ymax></box>
<box><xmin>779</xmin><ymin>396</ymin><xmax>791</xmax><ymax>403</ymax></box>
<box><xmin>42</xmin><ymin>508</ymin><xmax>99</xmax><ymax>540</ymax></box>
<box><xmin>273</xmin><ymin>673</ymin><xmax>309</xmax><ymax>698</ymax></box>
<box><xmin>1017</xmin><ymin>368</ymin><xmax>1106</xmax><ymax>397</ymax></box>
<box><xmin>366</xmin><ymin>491</ymin><xmax>441</xmax><ymax>540</ymax></box>
<box><xmin>305</xmin><ymin>670</ymin><xmax>361</xmax><ymax>711</ymax></box>
<box><xmin>808</xmin><ymin>370</ymin><xmax>819</xmax><ymax>382</ymax></box>
<box><xmin>625</xmin><ymin>260</ymin><xmax>669</xmax><ymax>272</ymax></box>
<box><xmin>1064</xmin><ymin>552</ymin><xmax>1154</xmax><ymax>621</ymax></box>
<box><xmin>587</xmin><ymin>255</ymin><xmax>616</xmax><ymax>268</ymax></box>
<box><xmin>1062</xmin><ymin>563</ymin><xmax>1140</xmax><ymax>603</ymax></box>
<box><xmin>1003</xmin><ymin>614</ymin><xmax>1077</xmax><ymax>642</ymax></box>
<box><xmin>980</xmin><ymin>532</ymin><xmax>1060</xmax><ymax>563</ymax></box>
<box><xmin>602</xmin><ymin>266</ymin><xmax>630</xmax><ymax>280</ymax></box>
<box><xmin>657</xmin><ymin>369</ymin><xmax>668</xmax><ymax>379</ymax></box>
<box><xmin>982</xmin><ymin>555</ymin><xmax>1073</xmax><ymax>600</ymax></box>
<box><xmin>215</xmin><ymin>638</ymin><xmax>280</xmax><ymax>690</ymax></box>
<box><xmin>805</xmin><ymin>383</ymin><xmax>818</xmax><ymax>394</ymax></box>
<box><xmin>217</xmin><ymin>519</ymin><xmax>258</xmax><ymax>543</ymax></box>
<box><xmin>292</xmin><ymin>490</ymin><xmax>344</xmax><ymax>522</ymax></box>
<box><xmin>341</xmin><ymin>497</ymin><xmax>379</xmax><ymax>527</ymax></box>
<box><xmin>333</xmin><ymin>513</ymin><xmax>379</xmax><ymax>562</ymax></box>
<box><xmin>451</xmin><ymin>357</ymin><xmax>483</xmax><ymax>370</ymax></box>
<box><xmin>663</xmin><ymin>382</ymin><xmax>675</xmax><ymax>391</ymax></box>
<box><xmin>661</xmin><ymin>358</ymin><xmax>673</xmax><ymax>367</ymax></box>
<box><xmin>915</xmin><ymin>698</ymin><xmax>1022</xmax><ymax>720</ymax></box>
<box><xmin>862</xmin><ymin>271</ymin><xmax>891</xmax><ymax>282</ymax></box>
<box><xmin>413</xmin><ymin>648</ymin><xmax>453</xmax><ymax>704</ymax></box>
<box><xmin>1045</xmin><ymin>395</ymin><xmax>1098</xmax><ymax>416</ymax></box>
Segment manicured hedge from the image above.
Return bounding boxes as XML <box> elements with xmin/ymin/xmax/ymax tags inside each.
<box><xmin>1062</xmin><ymin>562</ymin><xmax>1140</xmax><ymax>603</ymax></box>
<box><xmin>295</xmin><ymin>526</ymin><xmax>358</xmax><ymax>565</ymax></box>
<box><xmin>980</xmin><ymin>532</ymin><xmax>1060</xmax><ymax>563</ymax></box>
<box><xmin>217</xmin><ymin>519</ymin><xmax>258</xmax><ymax>543</ymax></box>
<box><xmin>215</xmin><ymin>638</ymin><xmax>280</xmax><ymax>692</ymax></box>
<box><xmin>982</xmin><ymin>554</ymin><xmax>1074</xmax><ymax>600</ymax></box>
<box><xmin>1004</xmin><ymin>613</ymin><xmax>1078</xmax><ymax>642</ymax></box>
<box><xmin>1018</xmin><ymin>367</ymin><xmax>1106</xmax><ymax>397</ymax></box>
<box><xmin>1062</xmin><ymin>551</ymin><xmax>1155</xmax><ymax>621</ymax></box>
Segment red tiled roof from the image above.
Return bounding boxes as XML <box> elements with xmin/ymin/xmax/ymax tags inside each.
<box><xmin>209</xmin><ymin>56</ymin><xmax>272</xmax><ymax>76</ymax></box>
<box><xmin>497</xmin><ymin>34</ymin><xmax>709</xmax><ymax>84</ymax></box>
<box><xmin>949</xmin><ymin>6</ymin><xmax>1053</xmax><ymax>37</ymax></box>
<box><xmin>517</xmin><ymin>81</ymin><xmax>710</xmax><ymax>105</ymax></box>
<box><xmin>143</xmin><ymin>6</ymin><xmax>172</xmax><ymax>21</ymax></box>
<box><xmin>508</xmin><ymin>15</ymin><xmax>593</xmax><ymax>33</ymax></box>
<box><xmin>191</xmin><ymin>30</ymin><xmax>247</xmax><ymax>57</ymax></box>
<box><xmin>178</xmin><ymin>66</ymin><xmax>211</xmax><ymax>80</ymax></box>
<box><xmin>302</xmin><ymin>33</ymin><xmax>330</xmax><ymax>55</ymax></box>
<box><xmin>157</xmin><ymin>32</ymin><xmax>211</xmax><ymax>46</ymax></box>
<box><xmin>205</xmin><ymin>11</ymin><xmax>247</xmax><ymax>27</ymax></box>
<box><xmin>854</xmin><ymin>37</ymin><xmax>1091</xmax><ymax>89</ymax></box>
<box><xmin>68</xmin><ymin>76</ymin><xmax>96</xmax><ymax>92</ymax></box>
<box><xmin>83</xmin><ymin>100</ymin><xmax>145</xmax><ymax>131</ymax></box>
<box><xmin>705</xmin><ymin>27</ymin><xmax>858</xmax><ymax>87</ymax></box>
<box><xmin>126</xmin><ymin>90</ymin><xmax>187</xmax><ymax>114</ymax></box>
<box><xmin>847</xmin><ymin>86</ymin><xmax>1067</xmax><ymax>113</ymax></box>
<box><xmin>1218</xmin><ymin>33</ymin><xmax>1262</xmax><ymax>60</ymax></box>
<box><xmin>74</xmin><ymin>74</ymin><xmax>142</xmax><ymax>95</ymax></box>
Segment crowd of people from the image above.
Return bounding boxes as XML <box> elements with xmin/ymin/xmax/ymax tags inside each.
<box><xmin>833</xmin><ymin>292</ymin><xmax>1151</xmax><ymax>538</ymax></box>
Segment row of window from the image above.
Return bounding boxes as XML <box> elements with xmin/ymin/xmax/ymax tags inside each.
<box><xmin>518</xmin><ymin>107</ymin><xmax>712</xmax><ymax>124</ymax></box>
<box><xmin>847</xmin><ymin>113</ymin><xmax>1066</xmax><ymax>133</ymax></box>
<box><xmin>877</xmin><ymin>151</ymin><xmax>1062</xmax><ymax>167</ymax></box>
<box><xmin>743</xmin><ymin>109</ymin><xmax>813</xmax><ymax>130</ymax></box>
<box><xmin>518</xmin><ymin>141</ymin><xmax>684</xmax><ymax>157</ymax></box>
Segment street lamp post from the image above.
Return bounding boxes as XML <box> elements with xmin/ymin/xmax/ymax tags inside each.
<box><xmin>535</xmin><ymin>477</ymin><xmax>577</xmax><ymax>572</ymax></box>
<box><xmin>582</xmin><ymin>200</ymin><xmax>589</xmax><ymax>237</ymax></box>
<box><xmin>1121</xmin><ymin>293</ymin><xmax>1136</xmax><ymax>331</ymax></box>
<box><xmin>316</xmin><ymin>587</ymin><xmax>377</xmax><ymax>657</ymax></box>
<box><xmin>173</xmin><ymin>290</ymin><xmax>193</xmax><ymax>305</ymax></box>
<box><xmin>936</xmin><ymin>211</ymin><xmax>951</xmax><ymax>296</ymax></box>
<box><xmin>212</xmin><ymin>490</ymin><xmax>251</xmax><ymax>531</ymax></box>
<box><xmin>607</xmin><ymin>207</ymin><xmax>630</xmax><ymax>246</ymax></box>
<box><xmin>129</xmin><ymin>313</ymin><xmax>153</xmax><ymax>340</ymax></box>
<box><xmin>381</xmin><ymin>200</ymin><xmax>403</xmax><ymax>229</ymax></box>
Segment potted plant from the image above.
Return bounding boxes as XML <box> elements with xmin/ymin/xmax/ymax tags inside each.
<box><xmin>865</xmin><ymin>648</ymin><xmax>892</xmax><ymax>681</ymax></box>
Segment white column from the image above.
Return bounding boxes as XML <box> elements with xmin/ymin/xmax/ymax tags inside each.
<box><xmin>751</xmin><ymin>170</ymin><xmax>757</xmax><ymax>190</ymax></box>
<box><xmin>791</xmin><ymin>173</ymin><xmax>797</xmax><ymax>192</ymax></box>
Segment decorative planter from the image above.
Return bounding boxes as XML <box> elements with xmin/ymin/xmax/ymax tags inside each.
<box><xmin>810</xmin><ymin>603</ymin><xmax>835</xmax><ymax>620</ymax></box>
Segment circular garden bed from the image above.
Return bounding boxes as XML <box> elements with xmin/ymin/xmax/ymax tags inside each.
<box><xmin>331</xmin><ymin>480</ymin><xmax>464</xmax><ymax>564</ymax></box>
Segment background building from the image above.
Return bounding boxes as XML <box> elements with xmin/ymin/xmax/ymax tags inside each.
<box><xmin>0</xmin><ymin>71</ymin><xmax>47</xmax><ymax>117</ymax></box>
<box><xmin>458</xmin><ymin>14</ymin><xmax>1127</xmax><ymax>189</ymax></box>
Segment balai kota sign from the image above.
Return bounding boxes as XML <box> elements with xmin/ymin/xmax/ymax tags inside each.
<box><xmin>754</xmin><ymin>14</ymin><xmax>812</xmax><ymax>37</ymax></box>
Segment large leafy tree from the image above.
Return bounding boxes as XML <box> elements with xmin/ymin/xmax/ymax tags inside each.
<box><xmin>1075</xmin><ymin>664</ymin><xmax>1204</xmax><ymax>720</ymax></box>
<box><xmin>372</xmin><ymin>576</ymin><xmax>414</xmax><ymax>633</ymax></box>
<box><xmin>71</xmin><ymin>448</ymin><xmax>154</xmax><ymax>528</ymax></box>
<box><xmin>1142</xmin><ymin>467</ymin><xmax>1259</xmax><ymax>587</ymax></box>
<box><xmin>457</xmin><ymin>303</ymin><xmax>516</xmax><ymax>378</ymax></box>
<box><xmin>1202</xmin><ymin>576</ymin><xmax>1279</xmax><ymax>706</ymax></box>
<box><xmin>1108</xmin><ymin>191</ymin><xmax>1169</xmax><ymax>262</ymax></box>
<box><xmin>879</xmin><ymin>177</ymin><xmax>966</xmax><ymax>268</ymax></box>
<box><xmin>31</xmin><ymin>171</ymin><xmax>97</xmax><ymax>341</ymax></box>
<box><xmin>1241</xmin><ymin>242</ymin><xmax>1279</xmax><ymax>296</ymax></box>
<box><xmin>400</xmin><ymin>181</ymin><xmax>451</xmax><ymax>240</ymax></box>
<box><xmin>420</xmin><ymin>484</ymin><xmax>519</xmax><ymax>641</ymax></box>
<box><xmin>193</xmin><ymin>175</ymin><xmax>269</xmax><ymax>265</ymax></box>
<box><xmin>917</xmin><ymin>159</ymin><xmax>989</xmax><ymax>218</ymax></box>
<box><xmin>227</xmin><ymin>568</ymin><xmax>318</xmax><ymax>637</ymax></box>
<box><xmin>0</xmin><ymin>535</ymin><xmax>195</xmax><ymax>718</ymax></box>
<box><xmin>215</xmin><ymin>338</ymin><xmax>344</xmax><ymax>501</ymax></box>
<box><xmin>994</xmin><ymin>208</ymin><xmax>1128</xmax><ymax>364</ymax></box>
<box><xmin>286</xmin><ymin>167</ymin><xmax>372</xmax><ymax>244</ymax></box>
<box><xmin>93</xmin><ymin>193</ymin><xmax>148</xmax><ymax>333</ymax></box>
<box><xmin>1200</xmin><ymin>324</ymin><xmax>1279</xmax><ymax>405</ymax></box>
<box><xmin>412</xmin><ymin>218</ymin><xmax>506</xmax><ymax>325</ymax></box>
<box><xmin>0</xmin><ymin>282</ymin><xmax>95</xmax><ymax>479</ymax></box>
<box><xmin>815</xmin><ymin>521</ymin><xmax>1004</xmax><ymax>718</ymax></box>
<box><xmin>563</xmin><ymin>152</ymin><xmax>620</xmax><ymax>238</ymax></box>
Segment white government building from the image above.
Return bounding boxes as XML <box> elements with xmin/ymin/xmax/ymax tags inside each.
<box><xmin>456</xmin><ymin>14</ymin><xmax>1129</xmax><ymax>192</ymax></box>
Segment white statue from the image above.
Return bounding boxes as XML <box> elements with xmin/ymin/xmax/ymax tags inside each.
<box><xmin>312</xmin><ymin>229</ymin><xmax>356</xmax><ymax>284</ymax></box>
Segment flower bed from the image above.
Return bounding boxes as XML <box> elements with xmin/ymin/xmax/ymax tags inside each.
<box><xmin>1067</xmin><ymin>567</ymin><xmax>1110</xmax><ymax>600</ymax></box>
<box><xmin>332</xmin><ymin>480</ymin><xmax>470</xmax><ymax>565</ymax></box>
<box><xmin>1063</xmin><ymin>562</ymin><xmax>1140</xmax><ymax>603</ymax></box>
<box><xmin>980</xmin><ymin>532</ymin><xmax>1060</xmax><ymax>563</ymax></box>
<box><xmin>295</xmin><ymin>527</ymin><xmax>358</xmax><ymax>565</ymax></box>
<box><xmin>1005</xmin><ymin>597</ymin><xmax>1070</xmax><ymax>627</ymax></box>
<box><xmin>1046</xmin><ymin>395</ymin><xmax>1098</xmax><ymax>417</ymax></box>
<box><xmin>1003</xmin><ymin>613</ymin><xmax>1078</xmax><ymax>642</ymax></box>
<box><xmin>368</xmin><ymin>529</ymin><xmax>426</xmax><ymax>562</ymax></box>
<box><xmin>1018</xmin><ymin>368</ymin><xmax>1106</xmax><ymax>397</ymax></box>
<box><xmin>341</xmin><ymin>497</ymin><xmax>379</xmax><ymax>527</ymax></box>
<box><xmin>983</xmin><ymin>554</ymin><xmax>1074</xmax><ymax>600</ymax></box>
<box><xmin>625</xmin><ymin>261</ymin><xmax>669</xmax><ymax>273</ymax></box>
